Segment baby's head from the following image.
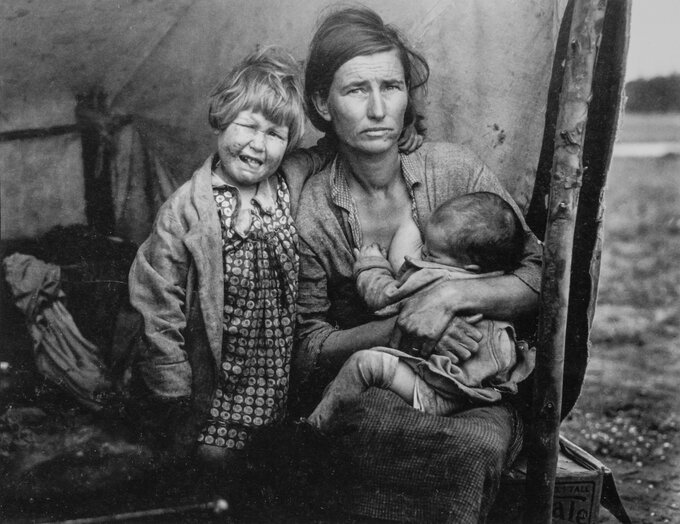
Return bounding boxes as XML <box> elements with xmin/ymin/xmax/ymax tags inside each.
<box><xmin>423</xmin><ymin>192</ymin><xmax>524</xmax><ymax>273</ymax></box>
<box><xmin>208</xmin><ymin>46</ymin><xmax>305</xmax><ymax>189</ymax></box>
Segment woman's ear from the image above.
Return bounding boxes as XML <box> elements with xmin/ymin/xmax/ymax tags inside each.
<box><xmin>312</xmin><ymin>92</ymin><xmax>332</xmax><ymax>122</ymax></box>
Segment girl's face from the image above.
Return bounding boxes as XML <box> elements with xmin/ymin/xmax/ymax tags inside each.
<box><xmin>215</xmin><ymin>110</ymin><xmax>289</xmax><ymax>190</ymax></box>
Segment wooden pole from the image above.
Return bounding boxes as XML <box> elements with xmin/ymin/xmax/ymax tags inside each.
<box><xmin>524</xmin><ymin>1</ymin><xmax>607</xmax><ymax>522</ymax></box>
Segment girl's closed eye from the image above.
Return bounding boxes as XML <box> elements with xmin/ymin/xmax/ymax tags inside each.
<box><xmin>215</xmin><ymin>110</ymin><xmax>290</xmax><ymax>191</ymax></box>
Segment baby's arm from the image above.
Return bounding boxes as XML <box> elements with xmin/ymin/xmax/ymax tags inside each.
<box><xmin>353</xmin><ymin>243</ymin><xmax>401</xmax><ymax>311</ymax></box>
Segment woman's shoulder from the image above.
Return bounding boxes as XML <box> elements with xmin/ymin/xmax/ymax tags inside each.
<box><xmin>415</xmin><ymin>141</ymin><xmax>483</xmax><ymax>166</ymax></box>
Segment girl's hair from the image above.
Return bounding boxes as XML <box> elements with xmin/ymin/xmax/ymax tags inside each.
<box><xmin>428</xmin><ymin>192</ymin><xmax>525</xmax><ymax>273</ymax></box>
<box><xmin>305</xmin><ymin>6</ymin><xmax>429</xmax><ymax>137</ymax></box>
<box><xmin>208</xmin><ymin>46</ymin><xmax>305</xmax><ymax>152</ymax></box>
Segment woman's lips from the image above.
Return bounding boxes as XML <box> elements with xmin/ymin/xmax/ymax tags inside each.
<box><xmin>363</xmin><ymin>128</ymin><xmax>392</xmax><ymax>137</ymax></box>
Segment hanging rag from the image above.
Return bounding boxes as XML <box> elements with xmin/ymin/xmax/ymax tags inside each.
<box><xmin>3</xmin><ymin>253</ymin><xmax>112</xmax><ymax>410</ymax></box>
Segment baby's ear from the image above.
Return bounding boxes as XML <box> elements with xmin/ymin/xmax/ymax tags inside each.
<box><xmin>463</xmin><ymin>264</ymin><xmax>482</xmax><ymax>273</ymax></box>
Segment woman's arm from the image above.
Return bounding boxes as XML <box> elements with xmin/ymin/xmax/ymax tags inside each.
<box><xmin>295</xmin><ymin>237</ymin><xmax>395</xmax><ymax>382</ymax></box>
<box><xmin>317</xmin><ymin>318</ymin><xmax>397</xmax><ymax>372</ymax></box>
<box><xmin>399</xmin><ymin>147</ymin><xmax>542</xmax><ymax>361</ymax></box>
<box><xmin>470</xmin><ymin>162</ymin><xmax>543</xmax><ymax>293</ymax></box>
<box><xmin>397</xmin><ymin>266</ymin><xmax>539</xmax><ymax>363</ymax></box>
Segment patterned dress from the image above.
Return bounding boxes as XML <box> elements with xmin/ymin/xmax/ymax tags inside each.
<box><xmin>197</xmin><ymin>174</ymin><xmax>298</xmax><ymax>450</ymax></box>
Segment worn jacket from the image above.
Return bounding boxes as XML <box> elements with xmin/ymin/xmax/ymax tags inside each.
<box><xmin>128</xmin><ymin>153</ymin><xmax>312</xmax><ymax>437</ymax></box>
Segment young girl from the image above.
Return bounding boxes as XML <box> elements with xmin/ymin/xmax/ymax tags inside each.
<box><xmin>127</xmin><ymin>47</ymin><xmax>309</xmax><ymax>467</ymax></box>
<box><xmin>128</xmin><ymin>45</ymin><xmax>422</xmax><ymax>470</ymax></box>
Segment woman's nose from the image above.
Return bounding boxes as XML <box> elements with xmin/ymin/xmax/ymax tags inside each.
<box><xmin>367</xmin><ymin>90</ymin><xmax>386</xmax><ymax>120</ymax></box>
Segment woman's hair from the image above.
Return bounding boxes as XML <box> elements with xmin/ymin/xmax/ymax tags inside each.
<box><xmin>428</xmin><ymin>192</ymin><xmax>525</xmax><ymax>273</ymax></box>
<box><xmin>305</xmin><ymin>6</ymin><xmax>429</xmax><ymax>136</ymax></box>
<box><xmin>208</xmin><ymin>46</ymin><xmax>305</xmax><ymax>152</ymax></box>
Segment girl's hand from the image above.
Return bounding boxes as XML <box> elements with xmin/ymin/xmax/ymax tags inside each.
<box><xmin>398</xmin><ymin>122</ymin><xmax>424</xmax><ymax>154</ymax></box>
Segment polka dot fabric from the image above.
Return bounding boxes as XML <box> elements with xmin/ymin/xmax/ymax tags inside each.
<box><xmin>197</xmin><ymin>174</ymin><xmax>298</xmax><ymax>451</ymax></box>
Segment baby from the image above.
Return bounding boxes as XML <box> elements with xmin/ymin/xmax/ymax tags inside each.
<box><xmin>306</xmin><ymin>191</ymin><xmax>536</xmax><ymax>430</ymax></box>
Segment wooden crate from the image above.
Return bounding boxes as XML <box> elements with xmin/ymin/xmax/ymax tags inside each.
<box><xmin>490</xmin><ymin>438</ymin><xmax>604</xmax><ymax>523</ymax></box>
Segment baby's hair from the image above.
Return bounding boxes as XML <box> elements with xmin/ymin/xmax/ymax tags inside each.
<box><xmin>208</xmin><ymin>46</ymin><xmax>305</xmax><ymax>153</ymax></box>
<box><xmin>428</xmin><ymin>192</ymin><xmax>525</xmax><ymax>272</ymax></box>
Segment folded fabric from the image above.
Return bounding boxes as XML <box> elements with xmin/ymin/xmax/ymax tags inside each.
<box><xmin>3</xmin><ymin>253</ymin><xmax>112</xmax><ymax>410</ymax></box>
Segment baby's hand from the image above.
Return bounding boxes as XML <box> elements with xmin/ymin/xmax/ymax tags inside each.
<box><xmin>355</xmin><ymin>243</ymin><xmax>387</xmax><ymax>259</ymax></box>
<box><xmin>398</xmin><ymin>121</ymin><xmax>424</xmax><ymax>154</ymax></box>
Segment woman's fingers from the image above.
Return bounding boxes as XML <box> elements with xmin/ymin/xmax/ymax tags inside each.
<box><xmin>435</xmin><ymin>335</ymin><xmax>474</xmax><ymax>362</ymax></box>
<box><xmin>396</xmin><ymin>308</ymin><xmax>450</xmax><ymax>345</ymax></box>
<box><xmin>463</xmin><ymin>313</ymin><xmax>483</xmax><ymax>324</ymax></box>
<box><xmin>434</xmin><ymin>317</ymin><xmax>483</xmax><ymax>362</ymax></box>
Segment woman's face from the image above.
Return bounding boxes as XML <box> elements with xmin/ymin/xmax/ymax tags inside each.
<box><xmin>215</xmin><ymin>110</ymin><xmax>289</xmax><ymax>190</ymax></box>
<box><xmin>315</xmin><ymin>49</ymin><xmax>408</xmax><ymax>157</ymax></box>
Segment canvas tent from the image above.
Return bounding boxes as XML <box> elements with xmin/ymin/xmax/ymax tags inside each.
<box><xmin>1</xmin><ymin>0</ymin><xmax>567</xmax><ymax>242</ymax></box>
<box><xmin>0</xmin><ymin>0</ymin><xmax>631</xmax><ymax>522</ymax></box>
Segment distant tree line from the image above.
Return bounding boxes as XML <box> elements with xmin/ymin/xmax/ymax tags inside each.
<box><xmin>625</xmin><ymin>74</ymin><xmax>680</xmax><ymax>112</ymax></box>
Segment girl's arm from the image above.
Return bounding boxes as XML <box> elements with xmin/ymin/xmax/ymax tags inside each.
<box><xmin>128</xmin><ymin>201</ymin><xmax>192</xmax><ymax>399</ymax></box>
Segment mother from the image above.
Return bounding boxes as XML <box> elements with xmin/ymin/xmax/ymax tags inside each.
<box><xmin>292</xmin><ymin>7</ymin><xmax>542</xmax><ymax>523</ymax></box>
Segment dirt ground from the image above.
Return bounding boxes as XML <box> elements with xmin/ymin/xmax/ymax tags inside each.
<box><xmin>560</xmin><ymin>113</ymin><xmax>680</xmax><ymax>523</ymax></box>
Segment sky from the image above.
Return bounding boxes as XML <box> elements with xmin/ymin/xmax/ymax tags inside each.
<box><xmin>626</xmin><ymin>0</ymin><xmax>680</xmax><ymax>80</ymax></box>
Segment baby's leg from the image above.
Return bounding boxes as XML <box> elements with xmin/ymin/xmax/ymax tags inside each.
<box><xmin>412</xmin><ymin>376</ymin><xmax>469</xmax><ymax>416</ymax></box>
<box><xmin>307</xmin><ymin>350</ymin><xmax>401</xmax><ymax>431</ymax></box>
<box><xmin>387</xmin><ymin>361</ymin><xmax>418</xmax><ymax>406</ymax></box>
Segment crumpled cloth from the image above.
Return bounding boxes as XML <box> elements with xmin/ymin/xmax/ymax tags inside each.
<box><xmin>3</xmin><ymin>253</ymin><xmax>112</xmax><ymax>410</ymax></box>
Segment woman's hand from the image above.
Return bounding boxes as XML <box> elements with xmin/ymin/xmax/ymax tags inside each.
<box><xmin>431</xmin><ymin>314</ymin><xmax>483</xmax><ymax>363</ymax></box>
<box><xmin>393</xmin><ymin>279</ymin><xmax>485</xmax><ymax>362</ymax></box>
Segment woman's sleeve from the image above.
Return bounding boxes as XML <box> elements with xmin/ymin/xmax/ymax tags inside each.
<box><xmin>280</xmin><ymin>140</ymin><xmax>335</xmax><ymax>212</ymax></box>
<box><xmin>128</xmin><ymin>202</ymin><xmax>193</xmax><ymax>398</ymax></box>
<box><xmin>293</xmin><ymin>235</ymin><xmax>337</xmax><ymax>384</ymax></box>
<box><xmin>470</xmin><ymin>163</ymin><xmax>543</xmax><ymax>293</ymax></box>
